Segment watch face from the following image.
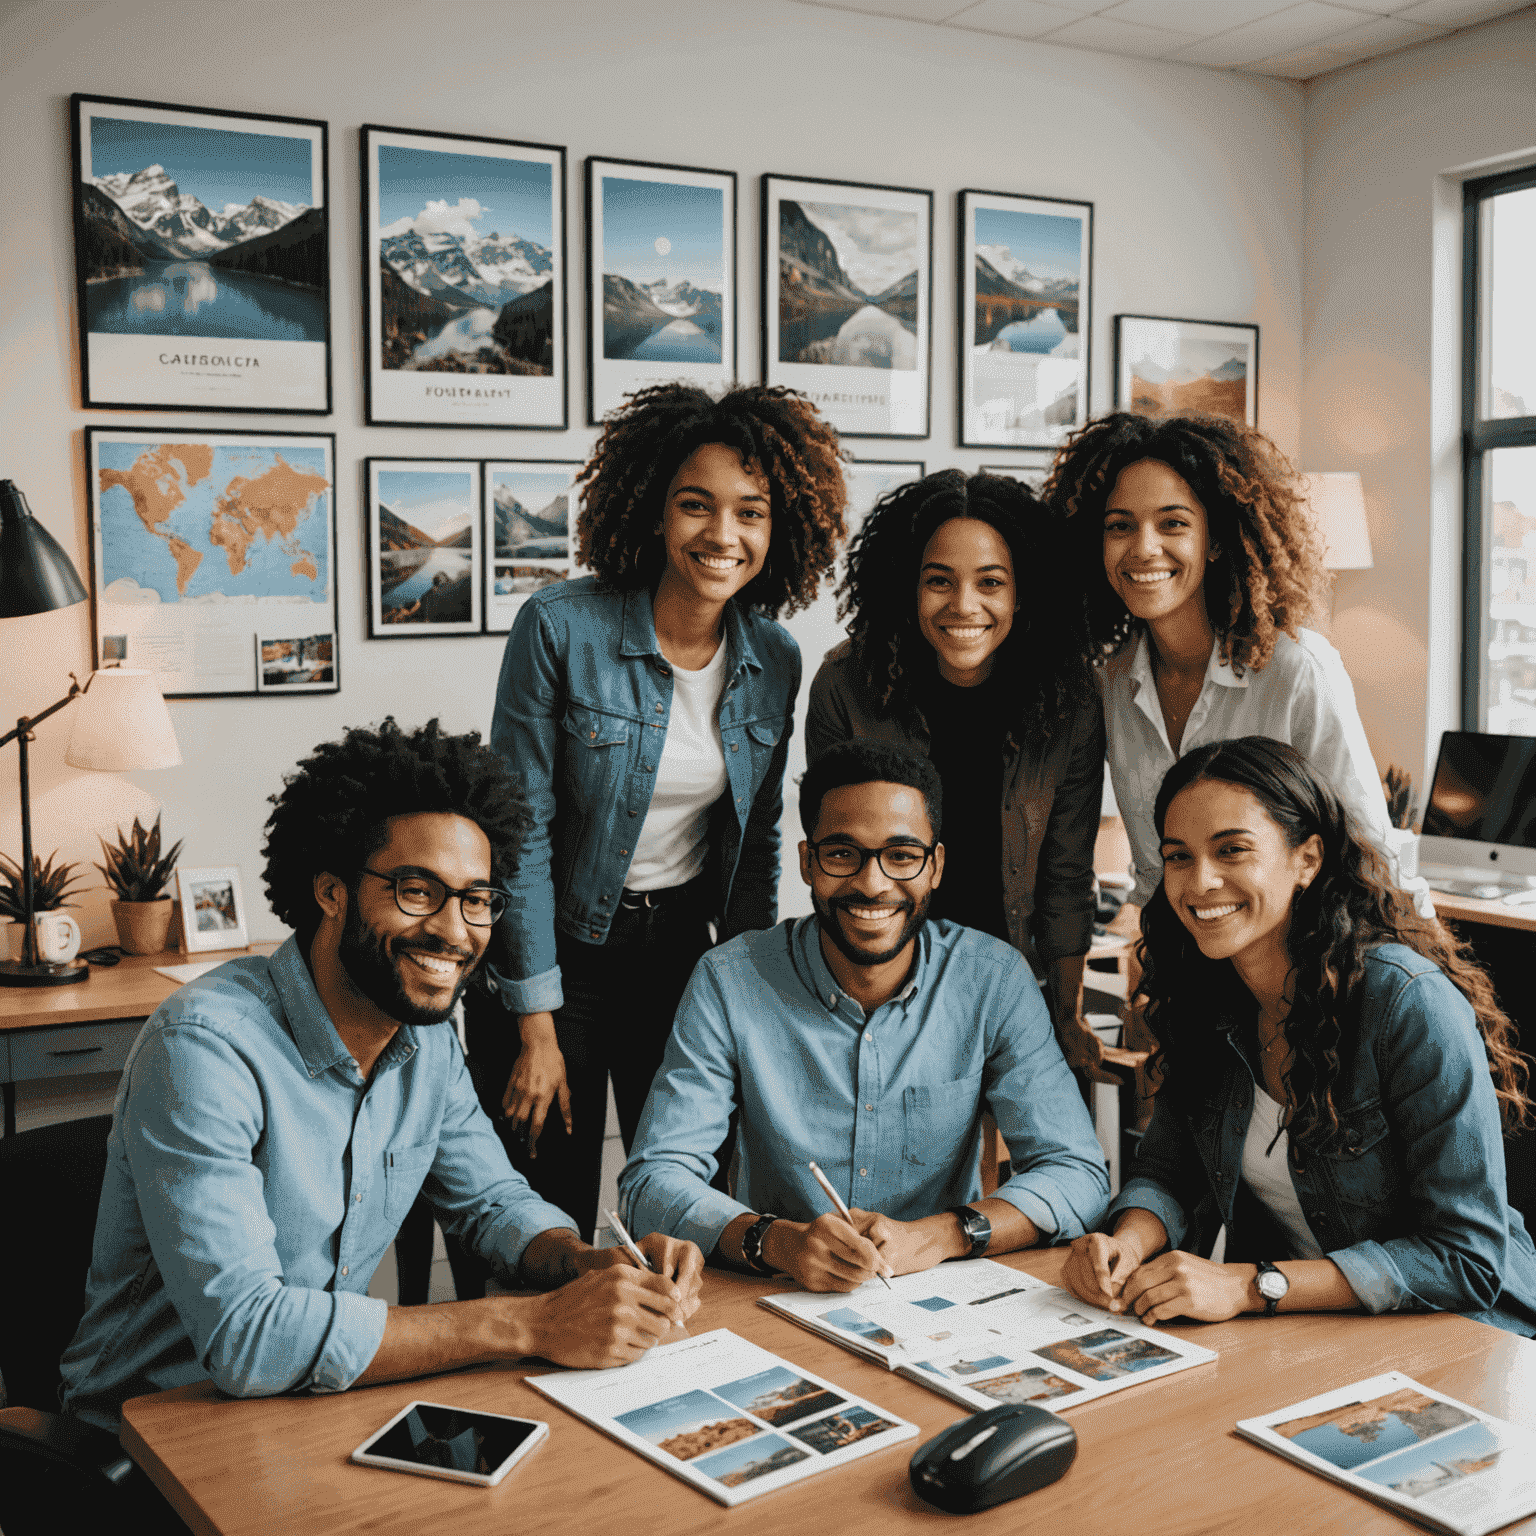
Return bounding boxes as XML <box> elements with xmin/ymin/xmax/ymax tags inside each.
<box><xmin>1257</xmin><ymin>1269</ymin><xmax>1288</xmax><ymax>1300</ymax></box>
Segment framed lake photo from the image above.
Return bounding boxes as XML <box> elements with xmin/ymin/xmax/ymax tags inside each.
<box><xmin>366</xmin><ymin>459</ymin><xmax>484</xmax><ymax>637</ymax></box>
<box><xmin>587</xmin><ymin>158</ymin><xmax>735</xmax><ymax>424</ymax></box>
<box><xmin>959</xmin><ymin>189</ymin><xmax>1092</xmax><ymax>450</ymax></box>
<box><xmin>362</xmin><ymin>125</ymin><xmax>566</xmax><ymax>429</ymax></box>
<box><xmin>1114</xmin><ymin>314</ymin><xmax>1259</xmax><ymax>426</ymax></box>
<box><xmin>762</xmin><ymin>175</ymin><xmax>932</xmax><ymax>439</ymax></box>
<box><xmin>85</xmin><ymin>427</ymin><xmax>337</xmax><ymax>697</ymax></box>
<box><xmin>484</xmin><ymin>459</ymin><xmax>580</xmax><ymax>633</ymax></box>
<box><xmin>71</xmin><ymin>94</ymin><xmax>330</xmax><ymax>414</ymax></box>
<box><xmin>844</xmin><ymin>459</ymin><xmax>924</xmax><ymax>537</ymax></box>
<box><xmin>981</xmin><ymin>457</ymin><xmax>1053</xmax><ymax>493</ymax></box>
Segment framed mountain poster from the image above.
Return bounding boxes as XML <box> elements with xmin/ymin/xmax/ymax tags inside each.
<box><xmin>71</xmin><ymin>94</ymin><xmax>331</xmax><ymax>414</ymax></box>
<box><xmin>483</xmin><ymin>459</ymin><xmax>581</xmax><ymax>633</ymax></box>
<box><xmin>362</xmin><ymin>124</ymin><xmax>567</xmax><ymax>429</ymax></box>
<box><xmin>1114</xmin><ymin>314</ymin><xmax>1259</xmax><ymax>426</ymax></box>
<box><xmin>365</xmin><ymin>458</ymin><xmax>484</xmax><ymax>636</ymax></box>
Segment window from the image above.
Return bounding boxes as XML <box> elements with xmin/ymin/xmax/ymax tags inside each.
<box><xmin>1463</xmin><ymin>166</ymin><xmax>1536</xmax><ymax>734</ymax></box>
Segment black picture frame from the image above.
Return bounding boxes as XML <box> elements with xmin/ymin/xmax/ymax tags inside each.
<box><xmin>761</xmin><ymin>173</ymin><xmax>933</xmax><ymax>440</ymax></box>
<box><xmin>361</xmin><ymin>124</ymin><xmax>567</xmax><ymax>430</ymax></box>
<box><xmin>84</xmin><ymin>426</ymin><xmax>339</xmax><ymax>697</ymax></box>
<box><xmin>585</xmin><ymin>156</ymin><xmax>737</xmax><ymax>425</ymax></box>
<box><xmin>70</xmin><ymin>93</ymin><xmax>332</xmax><ymax>415</ymax></box>
<box><xmin>1113</xmin><ymin>313</ymin><xmax>1260</xmax><ymax>427</ymax></box>
<box><xmin>483</xmin><ymin>458</ymin><xmax>582</xmax><ymax>634</ymax></box>
<box><xmin>365</xmin><ymin>457</ymin><xmax>485</xmax><ymax>637</ymax></box>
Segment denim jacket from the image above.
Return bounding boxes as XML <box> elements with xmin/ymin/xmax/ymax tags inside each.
<box><xmin>488</xmin><ymin>576</ymin><xmax>801</xmax><ymax>1015</ymax></box>
<box><xmin>1111</xmin><ymin>944</ymin><xmax>1536</xmax><ymax>1336</ymax></box>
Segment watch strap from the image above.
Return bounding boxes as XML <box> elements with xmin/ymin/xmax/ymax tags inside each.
<box><xmin>741</xmin><ymin>1213</ymin><xmax>779</xmax><ymax>1275</ymax></box>
<box><xmin>945</xmin><ymin>1205</ymin><xmax>992</xmax><ymax>1261</ymax></box>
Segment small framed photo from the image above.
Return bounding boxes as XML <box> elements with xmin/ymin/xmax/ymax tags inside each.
<box><xmin>1114</xmin><ymin>314</ymin><xmax>1259</xmax><ymax>427</ymax></box>
<box><xmin>177</xmin><ymin>866</ymin><xmax>248</xmax><ymax>953</ymax></box>
<box><xmin>762</xmin><ymin>174</ymin><xmax>932</xmax><ymax>439</ymax></box>
<box><xmin>959</xmin><ymin>189</ymin><xmax>1092</xmax><ymax>449</ymax></box>
<box><xmin>844</xmin><ymin>459</ymin><xmax>924</xmax><ymax>538</ymax></box>
<box><xmin>366</xmin><ymin>459</ymin><xmax>484</xmax><ymax>637</ymax></box>
<box><xmin>256</xmin><ymin>630</ymin><xmax>336</xmax><ymax>692</ymax></box>
<box><xmin>586</xmin><ymin>157</ymin><xmax>736</xmax><ymax>424</ymax></box>
<box><xmin>981</xmin><ymin>457</ymin><xmax>1053</xmax><ymax>493</ymax></box>
<box><xmin>483</xmin><ymin>460</ymin><xmax>580</xmax><ymax>633</ymax></box>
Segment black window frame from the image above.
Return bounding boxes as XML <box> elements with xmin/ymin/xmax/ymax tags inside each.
<box><xmin>1461</xmin><ymin>164</ymin><xmax>1536</xmax><ymax>730</ymax></box>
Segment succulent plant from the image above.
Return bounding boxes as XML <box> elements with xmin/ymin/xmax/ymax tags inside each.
<box><xmin>96</xmin><ymin>812</ymin><xmax>183</xmax><ymax>903</ymax></box>
<box><xmin>1383</xmin><ymin>765</ymin><xmax>1419</xmax><ymax>833</ymax></box>
<box><xmin>0</xmin><ymin>849</ymin><xmax>87</xmax><ymax>919</ymax></box>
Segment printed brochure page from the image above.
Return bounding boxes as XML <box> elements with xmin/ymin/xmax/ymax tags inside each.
<box><xmin>1236</xmin><ymin>1372</ymin><xmax>1536</xmax><ymax>1536</ymax></box>
<box><xmin>526</xmin><ymin>1328</ymin><xmax>917</xmax><ymax>1507</ymax></box>
<box><xmin>761</xmin><ymin>1259</ymin><xmax>1216</xmax><ymax>1412</ymax></box>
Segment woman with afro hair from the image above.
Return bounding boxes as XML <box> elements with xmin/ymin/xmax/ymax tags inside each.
<box><xmin>807</xmin><ymin>469</ymin><xmax>1115</xmax><ymax>1079</ymax></box>
<box><xmin>465</xmin><ymin>382</ymin><xmax>846</xmax><ymax>1251</ymax></box>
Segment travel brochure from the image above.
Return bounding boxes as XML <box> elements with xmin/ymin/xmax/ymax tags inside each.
<box><xmin>1236</xmin><ymin>1372</ymin><xmax>1536</xmax><ymax>1536</ymax></box>
<box><xmin>526</xmin><ymin>1328</ymin><xmax>916</xmax><ymax>1507</ymax></box>
<box><xmin>760</xmin><ymin>1259</ymin><xmax>1215</xmax><ymax>1413</ymax></box>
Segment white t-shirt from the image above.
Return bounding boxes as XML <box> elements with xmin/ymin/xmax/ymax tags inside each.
<box><xmin>625</xmin><ymin>640</ymin><xmax>730</xmax><ymax>892</ymax></box>
<box><xmin>1241</xmin><ymin>1087</ymin><xmax>1325</xmax><ymax>1261</ymax></box>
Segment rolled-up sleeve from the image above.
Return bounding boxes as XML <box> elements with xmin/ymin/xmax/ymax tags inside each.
<box><xmin>123</xmin><ymin>1026</ymin><xmax>387</xmax><ymax>1399</ymax></box>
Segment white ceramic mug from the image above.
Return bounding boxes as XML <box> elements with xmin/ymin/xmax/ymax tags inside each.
<box><xmin>7</xmin><ymin>911</ymin><xmax>83</xmax><ymax>964</ymax></box>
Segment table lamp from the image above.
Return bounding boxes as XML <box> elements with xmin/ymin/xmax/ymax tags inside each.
<box><xmin>1</xmin><ymin>479</ymin><xmax>183</xmax><ymax>986</ymax></box>
<box><xmin>1305</xmin><ymin>471</ymin><xmax>1374</xmax><ymax>570</ymax></box>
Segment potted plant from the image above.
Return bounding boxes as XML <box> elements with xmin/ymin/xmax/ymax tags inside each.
<box><xmin>96</xmin><ymin>813</ymin><xmax>183</xmax><ymax>955</ymax></box>
<box><xmin>1383</xmin><ymin>765</ymin><xmax>1420</xmax><ymax>880</ymax></box>
<box><xmin>0</xmin><ymin>850</ymin><xmax>85</xmax><ymax>962</ymax></box>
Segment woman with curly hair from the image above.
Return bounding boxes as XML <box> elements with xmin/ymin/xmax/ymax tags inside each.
<box><xmin>1061</xmin><ymin>737</ymin><xmax>1536</xmax><ymax>1335</ymax></box>
<box><xmin>465</xmin><ymin>382</ymin><xmax>846</xmax><ymax>1248</ymax></box>
<box><xmin>806</xmin><ymin>470</ymin><xmax>1112</xmax><ymax>1075</ymax></box>
<box><xmin>1045</xmin><ymin>412</ymin><xmax>1420</xmax><ymax>923</ymax></box>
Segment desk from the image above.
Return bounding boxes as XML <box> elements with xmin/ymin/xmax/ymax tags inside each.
<box><xmin>121</xmin><ymin>1248</ymin><xmax>1536</xmax><ymax>1536</ymax></box>
<box><xmin>0</xmin><ymin>943</ymin><xmax>279</xmax><ymax>1136</ymax></box>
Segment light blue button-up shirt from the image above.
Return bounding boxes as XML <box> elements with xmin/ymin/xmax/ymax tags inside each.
<box><xmin>619</xmin><ymin>916</ymin><xmax>1109</xmax><ymax>1255</ymax></box>
<box><xmin>60</xmin><ymin>938</ymin><xmax>577</xmax><ymax>1431</ymax></box>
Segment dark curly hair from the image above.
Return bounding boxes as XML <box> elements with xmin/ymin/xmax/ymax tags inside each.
<box><xmin>799</xmin><ymin>739</ymin><xmax>943</xmax><ymax>841</ymax></box>
<box><xmin>576</xmin><ymin>382</ymin><xmax>846</xmax><ymax>618</ymax></box>
<box><xmin>262</xmin><ymin>717</ymin><xmax>532</xmax><ymax>946</ymax></box>
<box><xmin>838</xmin><ymin>469</ymin><xmax>1094</xmax><ymax>747</ymax></box>
<box><xmin>1139</xmin><ymin>737</ymin><xmax>1531</xmax><ymax>1150</ymax></box>
<box><xmin>1044</xmin><ymin>412</ymin><xmax>1328</xmax><ymax>671</ymax></box>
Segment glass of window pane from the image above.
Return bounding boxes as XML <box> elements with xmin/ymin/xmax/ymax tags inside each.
<box><xmin>1484</xmin><ymin>446</ymin><xmax>1536</xmax><ymax>734</ymax></box>
<box><xmin>1488</xmin><ymin>187</ymin><xmax>1536</xmax><ymax>420</ymax></box>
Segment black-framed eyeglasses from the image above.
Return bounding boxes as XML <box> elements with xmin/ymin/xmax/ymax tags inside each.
<box><xmin>359</xmin><ymin>867</ymin><xmax>507</xmax><ymax>926</ymax></box>
<box><xmin>806</xmin><ymin>839</ymin><xmax>935</xmax><ymax>881</ymax></box>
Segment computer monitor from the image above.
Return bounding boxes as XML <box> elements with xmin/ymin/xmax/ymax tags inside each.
<box><xmin>1419</xmin><ymin>731</ymin><xmax>1536</xmax><ymax>882</ymax></box>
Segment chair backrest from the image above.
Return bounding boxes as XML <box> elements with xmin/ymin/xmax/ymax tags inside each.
<box><xmin>0</xmin><ymin>1115</ymin><xmax>113</xmax><ymax>1412</ymax></box>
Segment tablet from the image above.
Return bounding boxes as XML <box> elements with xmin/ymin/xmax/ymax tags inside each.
<box><xmin>350</xmin><ymin>1401</ymin><xmax>548</xmax><ymax>1487</ymax></box>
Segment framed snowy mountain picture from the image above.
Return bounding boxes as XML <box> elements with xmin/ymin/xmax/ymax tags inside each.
<box><xmin>1114</xmin><ymin>314</ymin><xmax>1259</xmax><ymax>427</ymax></box>
<box><xmin>585</xmin><ymin>157</ymin><xmax>736</xmax><ymax>424</ymax></box>
<box><xmin>958</xmin><ymin>188</ymin><xmax>1092</xmax><ymax>450</ymax></box>
<box><xmin>361</xmin><ymin>125</ymin><xmax>567</xmax><ymax>430</ymax></box>
<box><xmin>762</xmin><ymin>174</ymin><xmax>932</xmax><ymax>440</ymax></box>
<box><xmin>70</xmin><ymin>94</ymin><xmax>331</xmax><ymax>414</ymax></box>
<box><xmin>483</xmin><ymin>459</ymin><xmax>581</xmax><ymax>632</ymax></box>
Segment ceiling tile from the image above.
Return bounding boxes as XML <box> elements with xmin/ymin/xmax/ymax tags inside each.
<box><xmin>943</xmin><ymin>0</ymin><xmax>1104</xmax><ymax>37</ymax></box>
<box><xmin>792</xmin><ymin>0</ymin><xmax>980</xmax><ymax>18</ymax></box>
<box><xmin>1097</xmin><ymin>0</ymin><xmax>1299</xmax><ymax>35</ymax></box>
<box><xmin>1245</xmin><ymin>42</ymin><xmax>1351</xmax><ymax>71</ymax></box>
<box><xmin>1172</xmin><ymin>1</ymin><xmax>1379</xmax><ymax>65</ymax></box>
<box><xmin>1035</xmin><ymin>12</ymin><xmax>1203</xmax><ymax>52</ymax></box>
<box><xmin>1393</xmin><ymin>0</ymin><xmax>1531</xmax><ymax>24</ymax></box>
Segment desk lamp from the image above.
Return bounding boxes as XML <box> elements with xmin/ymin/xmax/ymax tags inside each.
<box><xmin>0</xmin><ymin>479</ymin><xmax>182</xmax><ymax>986</ymax></box>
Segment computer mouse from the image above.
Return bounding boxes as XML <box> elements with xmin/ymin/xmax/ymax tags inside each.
<box><xmin>909</xmin><ymin>1403</ymin><xmax>1077</xmax><ymax>1513</ymax></box>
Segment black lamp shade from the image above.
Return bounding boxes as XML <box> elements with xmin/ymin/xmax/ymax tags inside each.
<box><xmin>0</xmin><ymin>480</ymin><xmax>89</xmax><ymax>619</ymax></box>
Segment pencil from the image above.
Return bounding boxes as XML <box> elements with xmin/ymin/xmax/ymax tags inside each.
<box><xmin>807</xmin><ymin>1161</ymin><xmax>894</xmax><ymax>1289</ymax></box>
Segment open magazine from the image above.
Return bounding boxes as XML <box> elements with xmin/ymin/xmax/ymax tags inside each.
<box><xmin>526</xmin><ymin>1328</ymin><xmax>917</xmax><ymax>1507</ymax></box>
<box><xmin>760</xmin><ymin>1258</ymin><xmax>1215</xmax><ymax>1412</ymax></box>
<box><xmin>1236</xmin><ymin>1372</ymin><xmax>1536</xmax><ymax>1536</ymax></box>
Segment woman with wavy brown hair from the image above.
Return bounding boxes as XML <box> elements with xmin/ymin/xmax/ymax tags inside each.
<box><xmin>463</xmin><ymin>382</ymin><xmax>846</xmax><ymax>1249</ymax></box>
<box><xmin>1061</xmin><ymin>737</ymin><xmax>1536</xmax><ymax>1335</ymax></box>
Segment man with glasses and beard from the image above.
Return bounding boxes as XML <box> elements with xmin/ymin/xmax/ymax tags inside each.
<box><xmin>62</xmin><ymin>719</ymin><xmax>702</xmax><ymax>1441</ymax></box>
<box><xmin>620</xmin><ymin>741</ymin><xmax>1108</xmax><ymax>1293</ymax></box>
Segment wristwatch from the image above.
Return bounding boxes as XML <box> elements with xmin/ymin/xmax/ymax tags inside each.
<box><xmin>1255</xmin><ymin>1260</ymin><xmax>1289</xmax><ymax>1316</ymax></box>
<box><xmin>945</xmin><ymin>1205</ymin><xmax>992</xmax><ymax>1261</ymax></box>
<box><xmin>741</xmin><ymin>1213</ymin><xmax>780</xmax><ymax>1275</ymax></box>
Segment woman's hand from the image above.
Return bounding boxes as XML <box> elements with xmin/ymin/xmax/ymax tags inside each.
<box><xmin>1061</xmin><ymin>1232</ymin><xmax>1142</xmax><ymax>1308</ymax></box>
<box><xmin>1118</xmin><ymin>1252</ymin><xmax>1254</xmax><ymax>1324</ymax></box>
<box><xmin>502</xmin><ymin>1012</ymin><xmax>572</xmax><ymax>1157</ymax></box>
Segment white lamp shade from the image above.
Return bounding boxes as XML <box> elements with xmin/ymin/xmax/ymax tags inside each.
<box><xmin>64</xmin><ymin>669</ymin><xmax>182</xmax><ymax>771</ymax></box>
<box><xmin>1305</xmin><ymin>471</ymin><xmax>1374</xmax><ymax>570</ymax></box>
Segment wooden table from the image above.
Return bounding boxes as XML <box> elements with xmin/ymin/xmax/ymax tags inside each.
<box><xmin>0</xmin><ymin>943</ymin><xmax>279</xmax><ymax>1135</ymax></box>
<box><xmin>121</xmin><ymin>1247</ymin><xmax>1536</xmax><ymax>1536</ymax></box>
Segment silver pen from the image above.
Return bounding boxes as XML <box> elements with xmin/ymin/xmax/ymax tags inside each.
<box><xmin>603</xmin><ymin>1207</ymin><xmax>654</xmax><ymax>1272</ymax></box>
<box><xmin>807</xmin><ymin>1160</ymin><xmax>894</xmax><ymax>1289</ymax></box>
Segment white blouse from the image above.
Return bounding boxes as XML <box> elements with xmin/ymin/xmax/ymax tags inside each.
<box><xmin>1241</xmin><ymin>1088</ymin><xmax>1325</xmax><ymax>1261</ymax></box>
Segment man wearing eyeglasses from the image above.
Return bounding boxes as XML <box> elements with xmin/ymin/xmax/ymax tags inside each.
<box><xmin>619</xmin><ymin>740</ymin><xmax>1109</xmax><ymax>1293</ymax></box>
<box><xmin>62</xmin><ymin>718</ymin><xmax>702</xmax><ymax>1439</ymax></box>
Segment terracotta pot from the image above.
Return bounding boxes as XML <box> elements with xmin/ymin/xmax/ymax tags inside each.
<box><xmin>110</xmin><ymin>897</ymin><xmax>175</xmax><ymax>955</ymax></box>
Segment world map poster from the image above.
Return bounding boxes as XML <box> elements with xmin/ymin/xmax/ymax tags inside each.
<box><xmin>87</xmin><ymin>428</ymin><xmax>337</xmax><ymax>696</ymax></box>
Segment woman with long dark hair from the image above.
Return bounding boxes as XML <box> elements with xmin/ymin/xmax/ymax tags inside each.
<box><xmin>806</xmin><ymin>469</ymin><xmax>1108</xmax><ymax>1072</ymax></box>
<box><xmin>1061</xmin><ymin>736</ymin><xmax>1536</xmax><ymax>1334</ymax></box>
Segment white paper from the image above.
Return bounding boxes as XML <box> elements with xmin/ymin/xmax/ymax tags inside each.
<box><xmin>153</xmin><ymin>960</ymin><xmax>225</xmax><ymax>984</ymax></box>
<box><xmin>526</xmin><ymin>1327</ymin><xmax>916</xmax><ymax>1507</ymax></box>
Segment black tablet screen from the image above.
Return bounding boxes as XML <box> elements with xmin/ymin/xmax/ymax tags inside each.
<box><xmin>367</xmin><ymin>1405</ymin><xmax>538</xmax><ymax>1475</ymax></box>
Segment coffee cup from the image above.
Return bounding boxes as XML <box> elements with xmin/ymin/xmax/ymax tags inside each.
<box><xmin>5</xmin><ymin>911</ymin><xmax>83</xmax><ymax>965</ymax></box>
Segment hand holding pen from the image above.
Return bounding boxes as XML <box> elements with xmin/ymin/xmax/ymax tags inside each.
<box><xmin>808</xmin><ymin>1161</ymin><xmax>894</xmax><ymax>1290</ymax></box>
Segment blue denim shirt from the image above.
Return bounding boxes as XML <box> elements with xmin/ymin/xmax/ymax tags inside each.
<box><xmin>1111</xmin><ymin>944</ymin><xmax>1536</xmax><ymax>1336</ymax></box>
<box><xmin>488</xmin><ymin>577</ymin><xmax>801</xmax><ymax>1015</ymax></box>
<box><xmin>59</xmin><ymin>939</ymin><xmax>578</xmax><ymax>1430</ymax></box>
<box><xmin>618</xmin><ymin>916</ymin><xmax>1110</xmax><ymax>1255</ymax></box>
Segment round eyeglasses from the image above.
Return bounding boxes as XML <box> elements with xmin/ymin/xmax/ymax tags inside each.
<box><xmin>359</xmin><ymin>868</ymin><xmax>507</xmax><ymax>926</ymax></box>
<box><xmin>806</xmin><ymin>840</ymin><xmax>935</xmax><ymax>881</ymax></box>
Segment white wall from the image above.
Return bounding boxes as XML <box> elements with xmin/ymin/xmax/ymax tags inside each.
<box><xmin>1302</xmin><ymin>9</ymin><xmax>1536</xmax><ymax>797</ymax></box>
<box><xmin>0</xmin><ymin>0</ymin><xmax>1303</xmax><ymax>944</ymax></box>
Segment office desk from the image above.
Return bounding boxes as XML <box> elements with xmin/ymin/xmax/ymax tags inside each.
<box><xmin>121</xmin><ymin>1247</ymin><xmax>1536</xmax><ymax>1536</ymax></box>
<box><xmin>0</xmin><ymin>943</ymin><xmax>280</xmax><ymax>1136</ymax></box>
